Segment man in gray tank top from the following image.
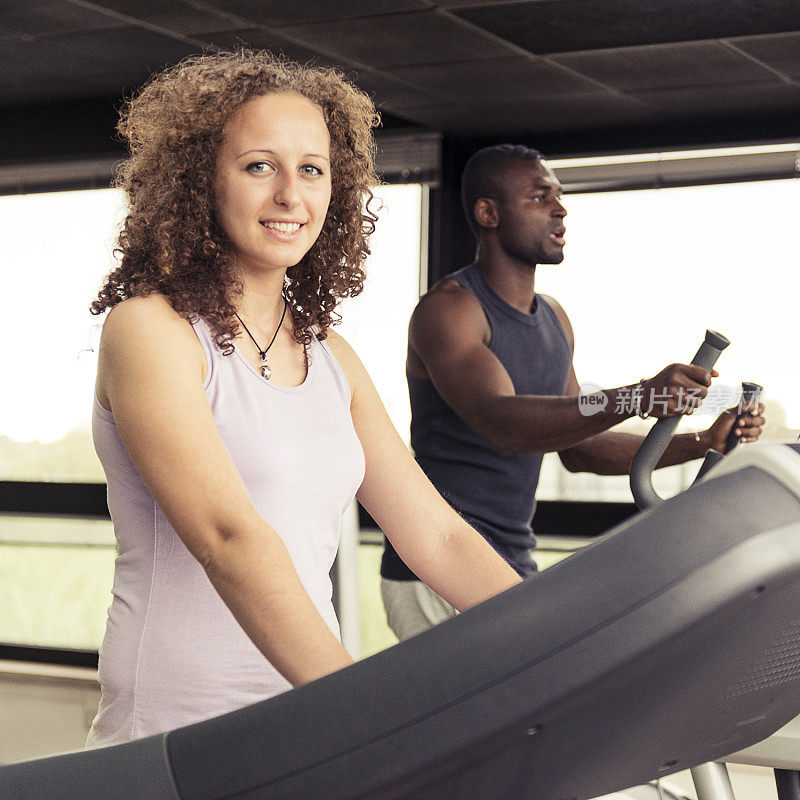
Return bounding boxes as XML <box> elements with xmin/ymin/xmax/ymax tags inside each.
<box><xmin>381</xmin><ymin>144</ymin><xmax>766</xmax><ymax>640</ymax></box>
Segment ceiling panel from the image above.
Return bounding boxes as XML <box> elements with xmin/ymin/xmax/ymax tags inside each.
<box><xmin>730</xmin><ymin>31</ymin><xmax>800</xmax><ymax>78</ymax></box>
<box><xmin>351</xmin><ymin>70</ymin><xmax>443</xmax><ymax>109</ymax></box>
<box><xmin>386</xmin><ymin>102</ymin><xmax>482</xmax><ymax>131</ymax></box>
<box><xmin>433</xmin><ymin>0</ymin><xmax>549</xmax><ymax>6</ymax></box>
<box><xmin>204</xmin><ymin>0</ymin><xmax>430</xmax><ymax>28</ymax></box>
<box><xmin>277</xmin><ymin>11</ymin><xmax>519</xmax><ymax>68</ymax></box>
<box><xmin>0</xmin><ymin>0</ymin><xmax>798</xmax><ymax>148</ymax></box>
<box><xmin>54</xmin><ymin>26</ymin><xmax>194</xmax><ymax>74</ymax></box>
<box><xmin>0</xmin><ymin>27</ymin><xmax>196</xmax><ymax>104</ymax></box>
<box><xmin>630</xmin><ymin>81</ymin><xmax>800</xmax><ymax>116</ymax></box>
<box><xmin>386</xmin><ymin>56</ymin><xmax>600</xmax><ymax>100</ymax></box>
<box><xmin>0</xmin><ymin>56</ymin><xmax>124</xmax><ymax>105</ymax></box>
<box><xmin>454</xmin><ymin>0</ymin><xmax>800</xmax><ymax>55</ymax></box>
<box><xmin>552</xmin><ymin>41</ymin><xmax>777</xmax><ymax>91</ymax></box>
<box><xmin>91</xmin><ymin>0</ymin><xmax>238</xmax><ymax>36</ymax></box>
<box><xmin>194</xmin><ymin>28</ymin><xmax>337</xmax><ymax>67</ymax></box>
<box><xmin>399</xmin><ymin>90</ymin><xmax>657</xmax><ymax>134</ymax></box>
<box><xmin>3</xmin><ymin>0</ymin><xmax>121</xmax><ymax>36</ymax></box>
<box><xmin>481</xmin><ymin>92</ymin><xmax>660</xmax><ymax>133</ymax></box>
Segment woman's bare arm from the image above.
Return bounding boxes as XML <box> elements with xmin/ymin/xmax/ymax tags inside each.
<box><xmin>327</xmin><ymin>331</ymin><xmax>521</xmax><ymax>612</ymax></box>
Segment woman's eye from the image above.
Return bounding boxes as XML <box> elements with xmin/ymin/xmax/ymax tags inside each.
<box><xmin>300</xmin><ymin>164</ymin><xmax>324</xmax><ymax>176</ymax></box>
<box><xmin>246</xmin><ymin>162</ymin><xmax>272</xmax><ymax>174</ymax></box>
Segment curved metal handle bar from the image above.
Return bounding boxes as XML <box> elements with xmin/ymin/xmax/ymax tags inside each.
<box><xmin>629</xmin><ymin>330</ymin><xmax>730</xmax><ymax>510</ymax></box>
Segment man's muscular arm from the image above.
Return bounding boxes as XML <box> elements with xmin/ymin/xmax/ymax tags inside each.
<box><xmin>559</xmin><ymin>399</ymin><xmax>766</xmax><ymax>474</ymax></box>
<box><xmin>544</xmin><ymin>297</ymin><xmax>765</xmax><ymax>475</ymax></box>
<box><xmin>409</xmin><ymin>283</ymin><xmax>712</xmax><ymax>457</ymax></box>
<box><xmin>556</xmin><ymin>359</ymin><xmax>707</xmax><ymax>474</ymax></box>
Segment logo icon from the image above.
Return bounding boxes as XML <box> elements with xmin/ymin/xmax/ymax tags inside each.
<box><xmin>578</xmin><ymin>383</ymin><xmax>608</xmax><ymax>416</ymax></box>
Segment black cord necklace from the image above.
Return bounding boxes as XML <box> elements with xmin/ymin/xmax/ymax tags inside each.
<box><xmin>235</xmin><ymin>298</ymin><xmax>288</xmax><ymax>381</ymax></box>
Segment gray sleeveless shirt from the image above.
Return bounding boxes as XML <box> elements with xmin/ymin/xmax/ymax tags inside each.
<box><xmin>382</xmin><ymin>262</ymin><xmax>571</xmax><ymax>579</ymax></box>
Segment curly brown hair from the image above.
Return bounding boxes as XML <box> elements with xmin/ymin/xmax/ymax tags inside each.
<box><xmin>91</xmin><ymin>49</ymin><xmax>380</xmax><ymax>350</ymax></box>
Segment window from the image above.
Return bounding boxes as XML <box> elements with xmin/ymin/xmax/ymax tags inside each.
<box><xmin>0</xmin><ymin>188</ymin><xmax>122</xmax><ymax>482</ymax></box>
<box><xmin>0</xmin><ymin>183</ymin><xmax>424</xmax><ymax>481</ymax></box>
<box><xmin>337</xmin><ymin>183</ymin><xmax>425</xmax><ymax>442</ymax></box>
<box><xmin>0</xmin><ymin>181</ymin><xmax>426</xmax><ymax>655</ymax></box>
<box><xmin>534</xmin><ymin>174</ymin><xmax>800</xmax><ymax>501</ymax></box>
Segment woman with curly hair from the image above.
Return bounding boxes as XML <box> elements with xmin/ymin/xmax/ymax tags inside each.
<box><xmin>86</xmin><ymin>50</ymin><xmax>520</xmax><ymax>747</ymax></box>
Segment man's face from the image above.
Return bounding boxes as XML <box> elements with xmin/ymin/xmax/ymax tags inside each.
<box><xmin>493</xmin><ymin>159</ymin><xmax>567</xmax><ymax>267</ymax></box>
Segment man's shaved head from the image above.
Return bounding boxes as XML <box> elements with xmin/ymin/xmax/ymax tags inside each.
<box><xmin>460</xmin><ymin>144</ymin><xmax>543</xmax><ymax>235</ymax></box>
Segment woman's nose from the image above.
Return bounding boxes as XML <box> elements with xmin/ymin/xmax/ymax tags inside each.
<box><xmin>274</xmin><ymin>173</ymin><xmax>301</xmax><ymax>209</ymax></box>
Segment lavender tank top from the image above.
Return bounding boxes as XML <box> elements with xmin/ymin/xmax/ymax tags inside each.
<box><xmin>86</xmin><ymin>317</ymin><xmax>365</xmax><ymax>746</ymax></box>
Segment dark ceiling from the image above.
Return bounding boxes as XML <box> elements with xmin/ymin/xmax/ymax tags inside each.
<box><xmin>2</xmin><ymin>0</ymin><xmax>799</xmax><ymax>159</ymax></box>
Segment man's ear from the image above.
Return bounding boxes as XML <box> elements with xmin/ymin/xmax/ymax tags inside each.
<box><xmin>474</xmin><ymin>198</ymin><xmax>499</xmax><ymax>229</ymax></box>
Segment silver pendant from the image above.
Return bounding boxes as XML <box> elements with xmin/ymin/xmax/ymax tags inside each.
<box><xmin>261</xmin><ymin>358</ymin><xmax>272</xmax><ymax>380</ymax></box>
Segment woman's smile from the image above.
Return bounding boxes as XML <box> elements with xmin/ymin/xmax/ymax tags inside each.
<box><xmin>259</xmin><ymin>219</ymin><xmax>307</xmax><ymax>241</ymax></box>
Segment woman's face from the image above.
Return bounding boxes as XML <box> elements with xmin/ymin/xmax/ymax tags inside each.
<box><xmin>214</xmin><ymin>91</ymin><xmax>332</xmax><ymax>277</ymax></box>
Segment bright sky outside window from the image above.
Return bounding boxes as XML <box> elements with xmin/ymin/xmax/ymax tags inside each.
<box><xmin>0</xmin><ymin>184</ymin><xmax>423</xmax><ymax>481</ymax></box>
<box><xmin>1</xmin><ymin>171</ymin><xmax>797</xmax><ymax>497</ymax></box>
<box><xmin>535</xmin><ymin>176</ymin><xmax>800</xmax><ymax>501</ymax></box>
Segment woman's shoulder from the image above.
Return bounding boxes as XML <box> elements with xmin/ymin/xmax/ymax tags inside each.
<box><xmin>100</xmin><ymin>294</ymin><xmax>205</xmax><ymax>370</ymax></box>
<box><xmin>103</xmin><ymin>294</ymin><xmax>197</xmax><ymax>344</ymax></box>
<box><xmin>105</xmin><ymin>292</ymin><xmax>182</xmax><ymax>325</ymax></box>
<box><xmin>97</xmin><ymin>294</ymin><xmax>207</xmax><ymax>408</ymax></box>
<box><xmin>323</xmin><ymin>329</ymin><xmax>357</xmax><ymax>367</ymax></box>
<box><xmin>320</xmin><ymin>330</ymin><xmax>368</xmax><ymax>394</ymax></box>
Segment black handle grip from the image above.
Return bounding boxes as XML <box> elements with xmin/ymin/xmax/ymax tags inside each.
<box><xmin>630</xmin><ymin>330</ymin><xmax>730</xmax><ymax>510</ymax></box>
<box><xmin>723</xmin><ymin>381</ymin><xmax>763</xmax><ymax>454</ymax></box>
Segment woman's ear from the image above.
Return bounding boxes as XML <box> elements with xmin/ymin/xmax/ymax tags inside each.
<box><xmin>473</xmin><ymin>198</ymin><xmax>498</xmax><ymax>230</ymax></box>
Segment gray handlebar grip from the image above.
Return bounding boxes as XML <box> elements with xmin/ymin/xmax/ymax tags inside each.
<box><xmin>629</xmin><ymin>330</ymin><xmax>730</xmax><ymax>510</ymax></box>
<box><xmin>723</xmin><ymin>381</ymin><xmax>763</xmax><ymax>454</ymax></box>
